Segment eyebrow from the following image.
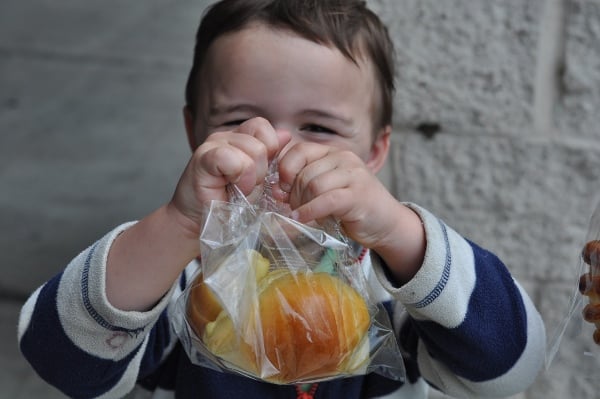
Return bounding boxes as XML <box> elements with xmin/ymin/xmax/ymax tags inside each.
<box><xmin>209</xmin><ymin>103</ymin><xmax>262</xmax><ymax>116</ymax></box>
<box><xmin>298</xmin><ymin>109</ymin><xmax>353</xmax><ymax>127</ymax></box>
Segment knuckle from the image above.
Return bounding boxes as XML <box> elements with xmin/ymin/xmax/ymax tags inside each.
<box><xmin>305</xmin><ymin>178</ymin><xmax>322</xmax><ymax>197</ymax></box>
<box><xmin>243</xmin><ymin>116</ymin><xmax>270</xmax><ymax>132</ymax></box>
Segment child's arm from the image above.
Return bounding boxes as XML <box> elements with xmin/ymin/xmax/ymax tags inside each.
<box><xmin>372</xmin><ymin>205</ymin><xmax>546</xmax><ymax>397</ymax></box>
<box><xmin>17</xmin><ymin>224</ymin><xmax>193</xmax><ymax>398</ymax></box>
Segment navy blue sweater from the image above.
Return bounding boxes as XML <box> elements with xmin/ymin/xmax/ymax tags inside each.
<box><xmin>18</xmin><ymin>205</ymin><xmax>546</xmax><ymax>398</ymax></box>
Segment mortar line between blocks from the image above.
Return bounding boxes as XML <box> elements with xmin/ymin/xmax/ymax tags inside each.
<box><xmin>533</xmin><ymin>0</ymin><xmax>568</xmax><ymax>139</ymax></box>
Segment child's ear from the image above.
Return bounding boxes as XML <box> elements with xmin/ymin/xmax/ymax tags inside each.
<box><xmin>183</xmin><ymin>105</ymin><xmax>198</xmax><ymax>151</ymax></box>
<box><xmin>366</xmin><ymin>125</ymin><xmax>391</xmax><ymax>174</ymax></box>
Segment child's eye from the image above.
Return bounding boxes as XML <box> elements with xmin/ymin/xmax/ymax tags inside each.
<box><xmin>302</xmin><ymin>124</ymin><xmax>336</xmax><ymax>134</ymax></box>
<box><xmin>223</xmin><ymin>119</ymin><xmax>248</xmax><ymax>127</ymax></box>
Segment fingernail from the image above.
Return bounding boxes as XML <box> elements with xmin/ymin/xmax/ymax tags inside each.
<box><xmin>271</xmin><ymin>186</ymin><xmax>289</xmax><ymax>202</ymax></box>
<box><xmin>279</xmin><ymin>182</ymin><xmax>291</xmax><ymax>192</ymax></box>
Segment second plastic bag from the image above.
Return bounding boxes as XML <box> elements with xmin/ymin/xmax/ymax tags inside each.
<box><xmin>547</xmin><ymin>199</ymin><xmax>600</xmax><ymax>377</ymax></box>
<box><xmin>174</xmin><ymin>170</ymin><xmax>405</xmax><ymax>385</ymax></box>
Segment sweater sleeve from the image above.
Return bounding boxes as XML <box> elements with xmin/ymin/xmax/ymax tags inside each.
<box><xmin>17</xmin><ymin>222</ymin><xmax>186</xmax><ymax>399</ymax></box>
<box><xmin>372</xmin><ymin>204</ymin><xmax>546</xmax><ymax>398</ymax></box>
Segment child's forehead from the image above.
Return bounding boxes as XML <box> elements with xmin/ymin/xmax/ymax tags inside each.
<box><xmin>204</xmin><ymin>24</ymin><xmax>375</xmax><ymax>89</ymax></box>
<box><xmin>193</xmin><ymin>22</ymin><xmax>382</xmax><ymax>128</ymax></box>
<box><xmin>209</xmin><ymin>21</ymin><xmax>369</xmax><ymax>66</ymax></box>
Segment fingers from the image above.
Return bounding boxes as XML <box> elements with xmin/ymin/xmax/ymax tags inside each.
<box><xmin>277</xmin><ymin>143</ymin><xmax>335</xmax><ymax>192</ymax></box>
<box><xmin>196</xmin><ymin>141</ymin><xmax>258</xmax><ymax>190</ymax></box>
<box><xmin>277</xmin><ymin>143</ymin><xmax>365</xmax><ymax>223</ymax></box>
<box><xmin>196</xmin><ymin>118</ymin><xmax>287</xmax><ymax>193</ymax></box>
<box><xmin>292</xmin><ymin>188</ymin><xmax>354</xmax><ymax>226</ymax></box>
<box><xmin>235</xmin><ymin>117</ymin><xmax>285</xmax><ymax>161</ymax></box>
<box><xmin>172</xmin><ymin>118</ymin><xmax>292</xmax><ymax>227</ymax></box>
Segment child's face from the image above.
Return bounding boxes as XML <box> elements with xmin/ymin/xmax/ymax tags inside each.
<box><xmin>185</xmin><ymin>23</ymin><xmax>390</xmax><ymax>173</ymax></box>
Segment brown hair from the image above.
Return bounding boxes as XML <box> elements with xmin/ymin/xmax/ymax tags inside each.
<box><xmin>184</xmin><ymin>0</ymin><xmax>396</xmax><ymax>128</ymax></box>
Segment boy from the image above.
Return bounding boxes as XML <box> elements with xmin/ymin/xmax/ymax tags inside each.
<box><xmin>18</xmin><ymin>0</ymin><xmax>546</xmax><ymax>398</ymax></box>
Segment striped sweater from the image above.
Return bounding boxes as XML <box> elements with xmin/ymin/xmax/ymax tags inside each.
<box><xmin>17</xmin><ymin>204</ymin><xmax>546</xmax><ymax>399</ymax></box>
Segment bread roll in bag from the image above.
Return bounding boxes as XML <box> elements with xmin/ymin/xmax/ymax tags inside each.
<box><xmin>186</xmin><ymin>250</ymin><xmax>371</xmax><ymax>383</ymax></box>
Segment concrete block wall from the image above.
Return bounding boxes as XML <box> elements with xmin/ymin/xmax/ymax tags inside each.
<box><xmin>0</xmin><ymin>0</ymin><xmax>201</xmax><ymax>297</ymax></box>
<box><xmin>370</xmin><ymin>0</ymin><xmax>600</xmax><ymax>397</ymax></box>
<box><xmin>2</xmin><ymin>0</ymin><xmax>599</xmax><ymax>397</ymax></box>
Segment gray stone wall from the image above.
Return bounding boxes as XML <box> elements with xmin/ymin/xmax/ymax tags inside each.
<box><xmin>2</xmin><ymin>0</ymin><xmax>599</xmax><ymax>397</ymax></box>
<box><xmin>372</xmin><ymin>0</ymin><xmax>600</xmax><ymax>397</ymax></box>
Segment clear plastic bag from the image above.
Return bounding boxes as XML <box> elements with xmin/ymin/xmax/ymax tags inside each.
<box><xmin>173</xmin><ymin>167</ymin><xmax>405</xmax><ymax>385</ymax></box>
<box><xmin>547</xmin><ymin>200</ymin><xmax>600</xmax><ymax>375</ymax></box>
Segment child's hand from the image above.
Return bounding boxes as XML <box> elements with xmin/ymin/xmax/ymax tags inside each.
<box><xmin>276</xmin><ymin>142</ymin><xmax>393</xmax><ymax>246</ymax></box>
<box><xmin>170</xmin><ymin>117</ymin><xmax>290</xmax><ymax>230</ymax></box>
<box><xmin>276</xmin><ymin>142</ymin><xmax>425</xmax><ymax>283</ymax></box>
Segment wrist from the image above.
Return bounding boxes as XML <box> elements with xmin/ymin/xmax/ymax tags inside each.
<box><xmin>372</xmin><ymin>203</ymin><xmax>425</xmax><ymax>284</ymax></box>
<box><xmin>106</xmin><ymin>205</ymin><xmax>201</xmax><ymax>311</ymax></box>
<box><xmin>164</xmin><ymin>201</ymin><xmax>202</xmax><ymax>241</ymax></box>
